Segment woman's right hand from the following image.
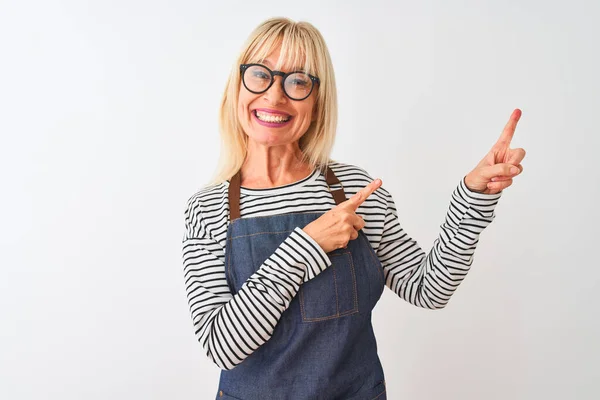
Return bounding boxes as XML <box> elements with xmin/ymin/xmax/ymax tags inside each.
<box><xmin>302</xmin><ymin>178</ymin><xmax>382</xmax><ymax>253</ymax></box>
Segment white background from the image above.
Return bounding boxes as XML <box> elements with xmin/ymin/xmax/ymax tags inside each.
<box><xmin>1</xmin><ymin>1</ymin><xmax>599</xmax><ymax>399</ymax></box>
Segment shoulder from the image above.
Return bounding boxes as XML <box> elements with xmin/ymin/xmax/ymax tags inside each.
<box><xmin>184</xmin><ymin>182</ymin><xmax>229</xmax><ymax>237</ymax></box>
<box><xmin>328</xmin><ymin>160</ymin><xmax>374</xmax><ymax>182</ymax></box>
<box><xmin>186</xmin><ymin>182</ymin><xmax>228</xmax><ymax>211</ymax></box>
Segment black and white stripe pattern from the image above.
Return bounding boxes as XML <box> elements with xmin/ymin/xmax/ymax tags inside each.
<box><xmin>182</xmin><ymin>162</ymin><xmax>501</xmax><ymax>369</ymax></box>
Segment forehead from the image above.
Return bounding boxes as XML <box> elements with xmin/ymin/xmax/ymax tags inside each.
<box><xmin>260</xmin><ymin>58</ymin><xmax>304</xmax><ymax>72</ymax></box>
<box><xmin>247</xmin><ymin>40</ymin><xmax>310</xmax><ymax>73</ymax></box>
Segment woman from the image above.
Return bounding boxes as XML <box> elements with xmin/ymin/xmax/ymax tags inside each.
<box><xmin>182</xmin><ymin>17</ymin><xmax>525</xmax><ymax>400</ymax></box>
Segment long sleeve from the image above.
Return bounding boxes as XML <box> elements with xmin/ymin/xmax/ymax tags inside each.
<box><xmin>377</xmin><ymin>177</ymin><xmax>502</xmax><ymax>309</ymax></box>
<box><xmin>181</xmin><ymin>199</ymin><xmax>331</xmax><ymax>370</ymax></box>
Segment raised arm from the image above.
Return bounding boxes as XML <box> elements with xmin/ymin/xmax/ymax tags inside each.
<box><xmin>378</xmin><ymin>108</ymin><xmax>526</xmax><ymax>307</ymax></box>
<box><xmin>377</xmin><ymin>179</ymin><xmax>502</xmax><ymax>309</ymax></box>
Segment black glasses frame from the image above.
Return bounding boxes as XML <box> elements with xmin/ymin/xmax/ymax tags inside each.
<box><xmin>240</xmin><ymin>63</ymin><xmax>320</xmax><ymax>101</ymax></box>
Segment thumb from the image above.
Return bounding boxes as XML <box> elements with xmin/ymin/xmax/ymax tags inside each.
<box><xmin>480</xmin><ymin>163</ymin><xmax>521</xmax><ymax>180</ymax></box>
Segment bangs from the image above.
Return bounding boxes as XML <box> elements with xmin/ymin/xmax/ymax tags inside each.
<box><xmin>244</xmin><ymin>23</ymin><xmax>319</xmax><ymax>76</ymax></box>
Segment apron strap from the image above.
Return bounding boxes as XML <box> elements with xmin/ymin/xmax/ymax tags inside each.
<box><xmin>324</xmin><ymin>166</ymin><xmax>347</xmax><ymax>206</ymax></box>
<box><xmin>227</xmin><ymin>165</ymin><xmax>347</xmax><ymax>222</ymax></box>
<box><xmin>228</xmin><ymin>170</ymin><xmax>242</xmax><ymax>222</ymax></box>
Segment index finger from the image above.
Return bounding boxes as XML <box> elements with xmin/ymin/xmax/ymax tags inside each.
<box><xmin>495</xmin><ymin>108</ymin><xmax>522</xmax><ymax>146</ymax></box>
<box><xmin>340</xmin><ymin>178</ymin><xmax>382</xmax><ymax>211</ymax></box>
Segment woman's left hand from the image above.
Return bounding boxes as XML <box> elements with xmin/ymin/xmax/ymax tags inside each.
<box><xmin>464</xmin><ymin>109</ymin><xmax>527</xmax><ymax>194</ymax></box>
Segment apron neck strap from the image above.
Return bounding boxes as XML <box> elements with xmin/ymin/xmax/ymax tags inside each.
<box><xmin>228</xmin><ymin>165</ymin><xmax>347</xmax><ymax>222</ymax></box>
<box><xmin>228</xmin><ymin>169</ymin><xmax>242</xmax><ymax>222</ymax></box>
<box><xmin>324</xmin><ymin>166</ymin><xmax>347</xmax><ymax>206</ymax></box>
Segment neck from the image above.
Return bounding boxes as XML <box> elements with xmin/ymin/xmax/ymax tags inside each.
<box><xmin>240</xmin><ymin>140</ymin><xmax>312</xmax><ymax>188</ymax></box>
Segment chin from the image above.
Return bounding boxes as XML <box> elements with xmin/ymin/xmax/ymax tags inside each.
<box><xmin>250</xmin><ymin>135</ymin><xmax>288</xmax><ymax>147</ymax></box>
<box><xmin>246</xmin><ymin>128</ymin><xmax>294</xmax><ymax>146</ymax></box>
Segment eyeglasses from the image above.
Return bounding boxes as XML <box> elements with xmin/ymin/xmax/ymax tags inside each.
<box><xmin>240</xmin><ymin>63</ymin><xmax>320</xmax><ymax>101</ymax></box>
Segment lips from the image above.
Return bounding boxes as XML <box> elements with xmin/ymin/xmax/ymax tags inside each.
<box><xmin>252</xmin><ymin>108</ymin><xmax>293</xmax><ymax>128</ymax></box>
<box><xmin>253</xmin><ymin>109</ymin><xmax>292</xmax><ymax>123</ymax></box>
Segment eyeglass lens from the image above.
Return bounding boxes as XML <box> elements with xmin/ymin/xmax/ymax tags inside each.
<box><xmin>243</xmin><ymin>65</ymin><xmax>313</xmax><ymax>100</ymax></box>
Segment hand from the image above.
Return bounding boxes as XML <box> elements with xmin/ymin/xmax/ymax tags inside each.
<box><xmin>464</xmin><ymin>109</ymin><xmax>527</xmax><ymax>194</ymax></box>
<box><xmin>303</xmin><ymin>179</ymin><xmax>382</xmax><ymax>253</ymax></box>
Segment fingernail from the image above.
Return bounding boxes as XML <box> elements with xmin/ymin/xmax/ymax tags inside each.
<box><xmin>510</xmin><ymin>167</ymin><xmax>519</xmax><ymax>174</ymax></box>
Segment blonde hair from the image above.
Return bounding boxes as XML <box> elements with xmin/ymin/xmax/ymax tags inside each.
<box><xmin>208</xmin><ymin>17</ymin><xmax>338</xmax><ymax>186</ymax></box>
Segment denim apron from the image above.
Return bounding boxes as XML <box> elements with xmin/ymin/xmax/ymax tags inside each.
<box><xmin>216</xmin><ymin>167</ymin><xmax>387</xmax><ymax>400</ymax></box>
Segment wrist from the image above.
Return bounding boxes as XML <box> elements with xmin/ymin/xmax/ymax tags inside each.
<box><xmin>463</xmin><ymin>174</ymin><xmax>486</xmax><ymax>194</ymax></box>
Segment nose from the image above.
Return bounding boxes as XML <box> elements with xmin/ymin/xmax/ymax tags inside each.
<box><xmin>262</xmin><ymin>76</ymin><xmax>287</xmax><ymax>105</ymax></box>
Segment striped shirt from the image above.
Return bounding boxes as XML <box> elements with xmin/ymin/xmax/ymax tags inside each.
<box><xmin>181</xmin><ymin>162</ymin><xmax>502</xmax><ymax>370</ymax></box>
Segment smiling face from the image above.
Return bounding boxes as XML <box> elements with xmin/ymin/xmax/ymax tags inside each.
<box><xmin>237</xmin><ymin>45</ymin><xmax>318</xmax><ymax>148</ymax></box>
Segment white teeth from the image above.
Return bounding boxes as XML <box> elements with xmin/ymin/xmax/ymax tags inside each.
<box><xmin>255</xmin><ymin>111</ymin><xmax>290</xmax><ymax>123</ymax></box>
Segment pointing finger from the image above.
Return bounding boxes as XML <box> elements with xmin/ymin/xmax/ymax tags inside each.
<box><xmin>341</xmin><ymin>179</ymin><xmax>382</xmax><ymax>211</ymax></box>
<box><xmin>495</xmin><ymin>109</ymin><xmax>522</xmax><ymax>147</ymax></box>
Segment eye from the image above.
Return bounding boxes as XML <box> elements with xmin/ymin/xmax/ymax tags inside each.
<box><xmin>286</xmin><ymin>73</ymin><xmax>311</xmax><ymax>87</ymax></box>
<box><xmin>290</xmin><ymin>78</ymin><xmax>309</xmax><ymax>86</ymax></box>
<box><xmin>251</xmin><ymin>70</ymin><xmax>270</xmax><ymax>80</ymax></box>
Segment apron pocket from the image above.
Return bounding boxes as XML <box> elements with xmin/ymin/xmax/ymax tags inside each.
<box><xmin>299</xmin><ymin>250</ymin><xmax>358</xmax><ymax>322</ymax></box>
